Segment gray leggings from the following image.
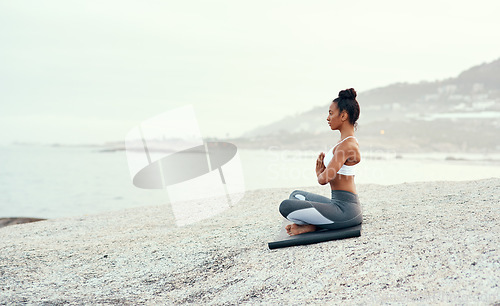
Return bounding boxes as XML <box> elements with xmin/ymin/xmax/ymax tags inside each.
<box><xmin>279</xmin><ymin>190</ymin><xmax>362</xmax><ymax>230</ymax></box>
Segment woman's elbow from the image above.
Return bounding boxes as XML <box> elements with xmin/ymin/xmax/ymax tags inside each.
<box><xmin>318</xmin><ymin>171</ymin><xmax>335</xmax><ymax>185</ymax></box>
<box><xmin>317</xmin><ymin>176</ymin><xmax>328</xmax><ymax>185</ymax></box>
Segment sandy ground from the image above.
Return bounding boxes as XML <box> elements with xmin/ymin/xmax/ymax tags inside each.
<box><xmin>0</xmin><ymin>178</ymin><xmax>499</xmax><ymax>304</ymax></box>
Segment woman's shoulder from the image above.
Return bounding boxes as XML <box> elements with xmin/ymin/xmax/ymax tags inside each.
<box><xmin>336</xmin><ymin>136</ymin><xmax>359</xmax><ymax>149</ymax></box>
<box><xmin>334</xmin><ymin>137</ymin><xmax>360</xmax><ymax>160</ymax></box>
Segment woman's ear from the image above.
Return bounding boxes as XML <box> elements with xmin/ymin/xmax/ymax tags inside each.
<box><xmin>341</xmin><ymin>110</ymin><xmax>348</xmax><ymax>122</ymax></box>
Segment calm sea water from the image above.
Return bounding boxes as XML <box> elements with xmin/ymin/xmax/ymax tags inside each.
<box><xmin>0</xmin><ymin>144</ymin><xmax>499</xmax><ymax>219</ymax></box>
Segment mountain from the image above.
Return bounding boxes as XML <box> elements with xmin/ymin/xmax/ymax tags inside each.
<box><xmin>230</xmin><ymin>58</ymin><xmax>500</xmax><ymax>153</ymax></box>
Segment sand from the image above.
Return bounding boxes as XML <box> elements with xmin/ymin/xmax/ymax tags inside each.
<box><xmin>0</xmin><ymin>178</ymin><xmax>499</xmax><ymax>304</ymax></box>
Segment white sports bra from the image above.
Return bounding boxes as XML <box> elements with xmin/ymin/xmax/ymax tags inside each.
<box><xmin>323</xmin><ymin>136</ymin><xmax>358</xmax><ymax>176</ymax></box>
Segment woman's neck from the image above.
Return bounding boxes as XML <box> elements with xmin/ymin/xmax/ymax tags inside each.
<box><xmin>339</xmin><ymin>126</ymin><xmax>355</xmax><ymax>140</ymax></box>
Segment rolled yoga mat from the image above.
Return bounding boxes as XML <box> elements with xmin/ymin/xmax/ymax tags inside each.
<box><xmin>268</xmin><ymin>224</ymin><xmax>362</xmax><ymax>250</ymax></box>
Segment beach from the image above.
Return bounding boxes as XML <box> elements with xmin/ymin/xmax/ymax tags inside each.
<box><xmin>0</xmin><ymin>178</ymin><xmax>499</xmax><ymax>304</ymax></box>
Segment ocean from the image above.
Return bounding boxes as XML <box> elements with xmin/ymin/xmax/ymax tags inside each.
<box><xmin>1</xmin><ymin>144</ymin><xmax>499</xmax><ymax>219</ymax></box>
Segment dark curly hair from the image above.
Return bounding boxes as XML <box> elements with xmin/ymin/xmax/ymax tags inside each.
<box><xmin>333</xmin><ymin>88</ymin><xmax>360</xmax><ymax>128</ymax></box>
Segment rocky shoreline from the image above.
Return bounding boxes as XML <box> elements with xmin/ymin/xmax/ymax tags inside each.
<box><xmin>0</xmin><ymin>218</ymin><xmax>46</xmax><ymax>229</ymax></box>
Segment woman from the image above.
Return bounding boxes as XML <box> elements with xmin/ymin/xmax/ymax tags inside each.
<box><xmin>279</xmin><ymin>88</ymin><xmax>362</xmax><ymax>236</ymax></box>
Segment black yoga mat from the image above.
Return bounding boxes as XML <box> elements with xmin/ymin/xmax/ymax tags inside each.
<box><xmin>268</xmin><ymin>224</ymin><xmax>362</xmax><ymax>249</ymax></box>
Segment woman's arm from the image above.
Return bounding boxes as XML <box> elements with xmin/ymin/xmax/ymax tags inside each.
<box><xmin>316</xmin><ymin>142</ymin><xmax>357</xmax><ymax>185</ymax></box>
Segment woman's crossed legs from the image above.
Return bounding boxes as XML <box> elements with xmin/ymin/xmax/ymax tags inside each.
<box><xmin>279</xmin><ymin>189</ymin><xmax>361</xmax><ymax>235</ymax></box>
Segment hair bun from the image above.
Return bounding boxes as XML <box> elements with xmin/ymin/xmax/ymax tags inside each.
<box><xmin>338</xmin><ymin>88</ymin><xmax>357</xmax><ymax>100</ymax></box>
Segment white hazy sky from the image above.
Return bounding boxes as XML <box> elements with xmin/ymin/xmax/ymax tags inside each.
<box><xmin>1</xmin><ymin>0</ymin><xmax>499</xmax><ymax>145</ymax></box>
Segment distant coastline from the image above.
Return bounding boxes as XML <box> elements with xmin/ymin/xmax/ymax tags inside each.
<box><xmin>7</xmin><ymin>139</ymin><xmax>500</xmax><ymax>160</ymax></box>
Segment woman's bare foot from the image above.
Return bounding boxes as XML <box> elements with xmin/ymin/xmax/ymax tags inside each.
<box><xmin>285</xmin><ymin>223</ymin><xmax>317</xmax><ymax>236</ymax></box>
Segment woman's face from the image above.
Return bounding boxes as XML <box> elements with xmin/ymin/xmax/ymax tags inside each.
<box><xmin>327</xmin><ymin>102</ymin><xmax>341</xmax><ymax>130</ymax></box>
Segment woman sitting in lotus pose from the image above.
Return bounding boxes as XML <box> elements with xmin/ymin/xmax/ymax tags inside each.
<box><xmin>279</xmin><ymin>88</ymin><xmax>362</xmax><ymax>236</ymax></box>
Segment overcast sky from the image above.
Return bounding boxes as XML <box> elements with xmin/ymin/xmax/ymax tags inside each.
<box><xmin>1</xmin><ymin>0</ymin><xmax>499</xmax><ymax>145</ymax></box>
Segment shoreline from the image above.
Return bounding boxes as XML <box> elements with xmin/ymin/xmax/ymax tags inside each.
<box><xmin>4</xmin><ymin>140</ymin><xmax>500</xmax><ymax>155</ymax></box>
<box><xmin>1</xmin><ymin>178</ymin><xmax>499</xmax><ymax>304</ymax></box>
<box><xmin>0</xmin><ymin>217</ymin><xmax>46</xmax><ymax>229</ymax></box>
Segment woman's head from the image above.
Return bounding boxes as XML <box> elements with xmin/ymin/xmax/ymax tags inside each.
<box><xmin>331</xmin><ymin>88</ymin><xmax>360</xmax><ymax>128</ymax></box>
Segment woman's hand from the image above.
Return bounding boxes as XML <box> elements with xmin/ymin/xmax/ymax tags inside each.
<box><xmin>315</xmin><ymin>152</ymin><xmax>326</xmax><ymax>176</ymax></box>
